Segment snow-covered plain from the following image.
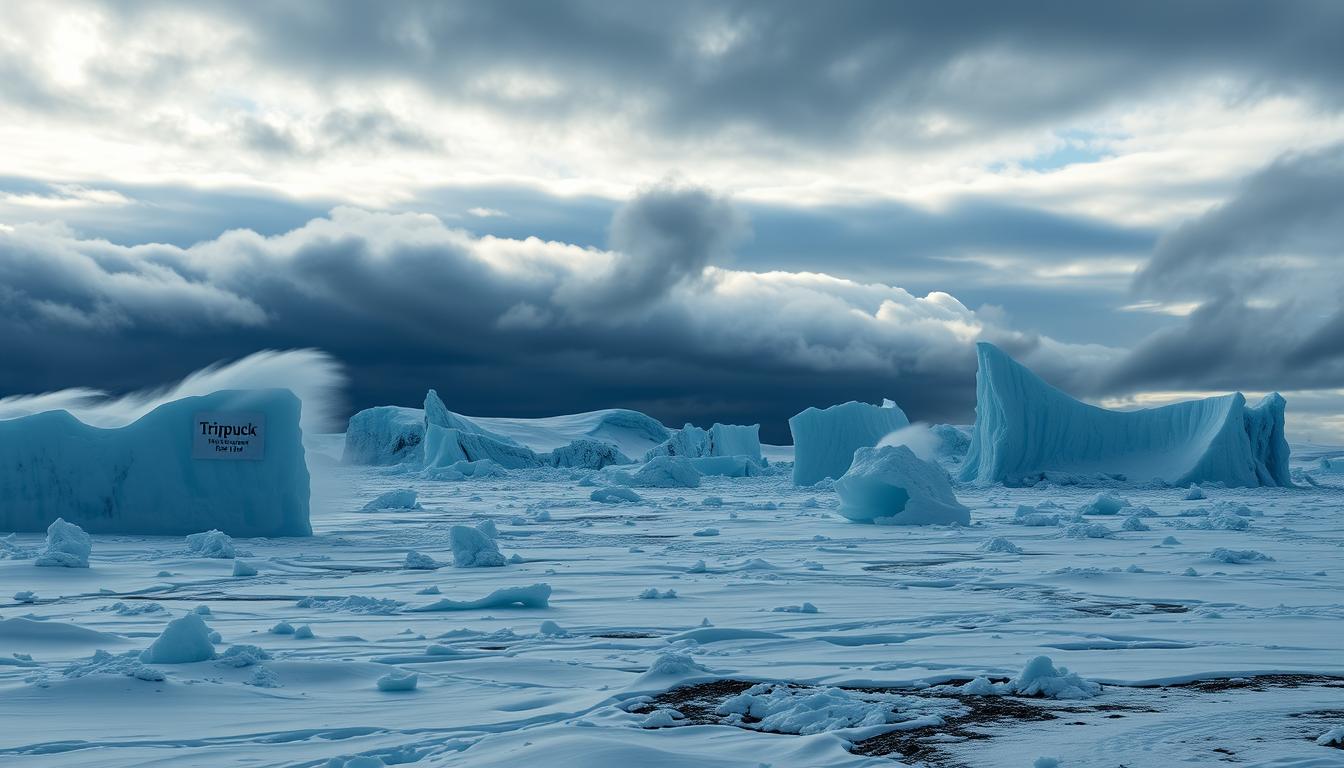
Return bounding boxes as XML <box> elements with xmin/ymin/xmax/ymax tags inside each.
<box><xmin>0</xmin><ymin>437</ymin><xmax>1341</xmax><ymax>768</ymax></box>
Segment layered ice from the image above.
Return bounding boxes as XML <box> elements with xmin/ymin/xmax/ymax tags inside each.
<box><xmin>834</xmin><ymin>445</ymin><xmax>971</xmax><ymax>525</ymax></box>
<box><xmin>644</xmin><ymin>422</ymin><xmax>762</xmax><ymax>464</ymax></box>
<box><xmin>0</xmin><ymin>389</ymin><xmax>311</xmax><ymax>536</ymax></box>
<box><xmin>789</xmin><ymin>400</ymin><xmax>910</xmax><ymax>486</ymax></box>
<box><xmin>960</xmin><ymin>343</ymin><xmax>1292</xmax><ymax>487</ymax></box>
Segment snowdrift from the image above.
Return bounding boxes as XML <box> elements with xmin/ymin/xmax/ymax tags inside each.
<box><xmin>960</xmin><ymin>343</ymin><xmax>1291</xmax><ymax>487</ymax></box>
<box><xmin>0</xmin><ymin>389</ymin><xmax>311</xmax><ymax>536</ymax></box>
<box><xmin>788</xmin><ymin>400</ymin><xmax>910</xmax><ymax>486</ymax></box>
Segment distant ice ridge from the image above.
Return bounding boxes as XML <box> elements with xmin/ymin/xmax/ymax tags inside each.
<box><xmin>0</xmin><ymin>389</ymin><xmax>311</xmax><ymax>537</ymax></box>
<box><xmin>960</xmin><ymin>343</ymin><xmax>1291</xmax><ymax>487</ymax></box>
<box><xmin>643</xmin><ymin>422</ymin><xmax>763</xmax><ymax>464</ymax></box>
<box><xmin>343</xmin><ymin>389</ymin><xmax>661</xmax><ymax>469</ymax></box>
<box><xmin>789</xmin><ymin>400</ymin><xmax>910</xmax><ymax>486</ymax></box>
<box><xmin>834</xmin><ymin>445</ymin><xmax>970</xmax><ymax>525</ymax></box>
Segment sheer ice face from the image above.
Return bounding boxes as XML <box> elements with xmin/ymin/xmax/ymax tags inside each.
<box><xmin>834</xmin><ymin>445</ymin><xmax>970</xmax><ymax>525</ymax></box>
<box><xmin>0</xmin><ymin>389</ymin><xmax>311</xmax><ymax>536</ymax></box>
<box><xmin>788</xmin><ymin>400</ymin><xmax>910</xmax><ymax>486</ymax></box>
<box><xmin>341</xmin><ymin>406</ymin><xmax>424</xmax><ymax>465</ymax></box>
<box><xmin>960</xmin><ymin>343</ymin><xmax>1291</xmax><ymax>487</ymax></box>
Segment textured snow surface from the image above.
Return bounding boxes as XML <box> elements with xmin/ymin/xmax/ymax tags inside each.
<box><xmin>0</xmin><ymin>389</ymin><xmax>311</xmax><ymax>537</ymax></box>
<box><xmin>0</xmin><ymin>443</ymin><xmax>1340</xmax><ymax>767</ymax></box>
<box><xmin>789</xmin><ymin>400</ymin><xmax>911</xmax><ymax>486</ymax></box>
<box><xmin>962</xmin><ymin>343</ymin><xmax>1292</xmax><ymax>487</ymax></box>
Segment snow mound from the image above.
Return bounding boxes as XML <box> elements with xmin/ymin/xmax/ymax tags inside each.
<box><xmin>715</xmin><ymin>683</ymin><xmax>922</xmax><ymax>735</ymax></box>
<box><xmin>410</xmin><ymin>583</ymin><xmax>551</xmax><ymax>611</ymax></box>
<box><xmin>789</xmin><ymin>400</ymin><xmax>910</xmax><ymax>486</ymax></box>
<box><xmin>449</xmin><ymin>525</ymin><xmax>506</xmax><ymax>567</ymax></box>
<box><xmin>1063</xmin><ymin>522</ymin><xmax>1115</xmax><ymax>539</ymax></box>
<box><xmin>1009</xmin><ymin>655</ymin><xmax>1101</xmax><ymax>699</ymax></box>
<box><xmin>980</xmin><ymin>537</ymin><xmax>1023</xmax><ymax>554</ymax></box>
<box><xmin>1318</xmin><ymin>726</ymin><xmax>1344</xmax><ymax>746</ymax></box>
<box><xmin>960</xmin><ymin>343</ymin><xmax>1292</xmax><ymax>487</ymax></box>
<box><xmin>140</xmin><ymin>613</ymin><xmax>216</xmax><ymax>664</ymax></box>
<box><xmin>1013</xmin><ymin>505</ymin><xmax>1061</xmax><ymax>527</ymax></box>
<box><xmin>342</xmin><ymin>406</ymin><xmax>424</xmax><ymax>465</ymax></box>
<box><xmin>376</xmin><ymin>671</ymin><xmax>418</xmax><ymax>692</ymax></box>
<box><xmin>361</xmin><ymin>489</ymin><xmax>421</xmax><ymax>511</ymax></box>
<box><xmin>0</xmin><ymin>389</ymin><xmax>310</xmax><ymax>536</ymax></box>
<box><xmin>639</xmin><ymin>650</ymin><xmax>709</xmax><ymax>681</ymax></box>
<box><xmin>185</xmin><ymin>529</ymin><xmax>241</xmax><ymax>559</ymax></box>
<box><xmin>34</xmin><ymin>518</ymin><xmax>92</xmax><ymax>568</ymax></box>
<box><xmin>834</xmin><ymin>445</ymin><xmax>970</xmax><ymax>526</ymax></box>
<box><xmin>403</xmin><ymin>550</ymin><xmax>440</xmax><ymax>570</ymax></box>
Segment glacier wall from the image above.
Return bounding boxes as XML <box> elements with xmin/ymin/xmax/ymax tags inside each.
<box><xmin>960</xmin><ymin>343</ymin><xmax>1291</xmax><ymax>487</ymax></box>
<box><xmin>0</xmin><ymin>389</ymin><xmax>311</xmax><ymax>536</ymax></box>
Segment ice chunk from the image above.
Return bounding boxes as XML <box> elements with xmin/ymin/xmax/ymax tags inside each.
<box><xmin>687</xmin><ymin>455</ymin><xmax>762</xmax><ymax>478</ymax></box>
<box><xmin>789</xmin><ymin>400</ymin><xmax>910</xmax><ymax>486</ymax></box>
<box><xmin>590</xmin><ymin>486</ymin><xmax>642</xmax><ymax>503</ymax></box>
<box><xmin>643</xmin><ymin>423</ymin><xmax>711</xmax><ymax>461</ymax></box>
<box><xmin>1183</xmin><ymin>484</ymin><xmax>1207</xmax><ymax>500</ymax></box>
<box><xmin>547</xmin><ymin>438</ymin><xmax>630</xmax><ymax>469</ymax></box>
<box><xmin>449</xmin><ymin>525</ymin><xmax>506</xmax><ymax>567</ymax></box>
<box><xmin>709</xmin><ymin>423</ymin><xmax>763</xmax><ymax>462</ymax></box>
<box><xmin>979</xmin><ymin>537</ymin><xmax>1023</xmax><ymax>554</ymax></box>
<box><xmin>403</xmin><ymin>550</ymin><xmax>440</xmax><ymax>570</ymax></box>
<box><xmin>1121</xmin><ymin>515</ymin><xmax>1150</xmax><ymax>532</ymax></box>
<box><xmin>960</xmin><ymin>343</ymin><xmax>1292</xmax><ymax>487</ymax></box>
<box><xmin>834</xmin><ymin>445</ymin><xmax>970</xmax><ymax>526</ymax></box>
<box><xmin>0</xmin><ymin>389</ymin><xmax>311</xmax><ymax>536</ymax></box>
<box><xmin>1210</xmin><ymin>547</ymin><xmax>1274</xmax><ymax>564</ymax></box>
<box><xmin>376</xmin><ymin>671</ymin><xmax>418</xmax><ymax>692</ymax></box>
<box><xmin>1009</xmin><ymin>655</ymin><xmax>1100</xmax><ymax>699</ymax></box>
<box><xmin>341</xmin><ymin>406</ymin><xmax>424</xmax><ymax>465</ymax></box>
<box><xmin>714</xmin><ymin>683</ymin><xmax>904</xmax><ymax>734</ymax></box>
<box><xmin>185</xmin><ymin>529</ymin><xmax>239</xmax><ymax>559</ymax></box>
<box><xmin>34</xmin><ymin>518</ymin><xmax>92</xmax><ymax>568</ymax></box>
<box><xmin>361</xmin><ymin>489</ymin><xmax>421</xmax><ymax>511</ymax></box>
<box><xmin>410</xmin><ymin>583</ymin><xmax>551</xmax><ymax>611</ymax></box>
<box><xmin>422</xmin><ymin>390</ymin><xmax>541</xmax><ymax>469</ymax></box>
<box><xmin>140</xmin><ymin>613</ymin><xmax>216</xmax><ymax>664</ymax></box>
<box><xmin>232</xmin><ymin>559</ymin><xmax>258</xmax><ymax>577</ymax></box>
<box><xmin>1318</xmin><ymin>726</ymin><xmax>1344</xmax><ymax>746</ymax></box>
<box><xmin>1078</xmin><ymin>492</ymin><xmax>1129</xmax><ymax>516</ymax></box>
<box><xmin>611</xmin><ymin>456</ymin><xmax>703</xmax><ymax>488</ymax></box>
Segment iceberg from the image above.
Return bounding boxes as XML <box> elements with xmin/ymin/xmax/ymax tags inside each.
<box><xmin>610</xmin><ymin>456</ymin><xmax>703</xmax><ymax>488</ymax></box>
<box><xmin>788</xmin><ymin>400</ymin><xmax>910</xmax><ymax>486</ymax></box>
<box><xmin>0</xmin><ymin>389</ymin><xmax>311</xmax><ymax>537</ymax></box>
<box><xmin>643</xmin><ymin>423</ymin><xmax>711</xmax><ymax>461</ymax></box>
<box><xmin>423</xmin><ymin>390</ymin><xmax>543</xmax><ymax>469</ymax></box>
<box><xmin>644</xmin><ymin>422</ymin><xmax>763</xmax><ymax>463</ymax></box>
<box><xmin>546</xmin><ymin>438</ymin><xmax>630</xmax><ymax>469</ymax></box>
<box><xmin>342</xmin><ymin>405</ymin><xmax>424</xmax><ymax>465</ymax></box>
<box><xmin>960</xmin><ymin>343</ymin><xmax>1292</xmax><ymax>487</ymax></box>
<box><xmin>834</xmin><ymin>445</ymin><xmax>971</xmax><ymax>526</ymax></box>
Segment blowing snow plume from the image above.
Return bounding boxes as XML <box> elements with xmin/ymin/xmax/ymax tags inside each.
<box><xmin>0</xmin><ymin>349</ymin><xmax>345</xmax><ymax>434</ymax></box>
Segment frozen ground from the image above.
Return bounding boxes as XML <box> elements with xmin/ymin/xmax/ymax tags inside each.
<box><xmin>1</xmin><ymin>443</ymin><xmax>1341</xmax><ymax>767</ymax></box>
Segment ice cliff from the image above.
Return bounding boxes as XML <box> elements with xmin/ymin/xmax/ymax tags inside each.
<box><xmin>789</xmin><ymin>400</ymin><xmax>910</xmax><ymax>486</ymax></box>
<box><xmin>960</xmin><ymin>343</ymin><xmax>1291</xmax><ymax>487</ymax></box>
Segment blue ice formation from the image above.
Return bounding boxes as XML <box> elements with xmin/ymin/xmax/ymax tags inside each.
<box><xmin>342</xmin><ymin>405</ymin><xmax>424</xmax><ymax>465</ymax></box>
<box><xmin>708</xmin><ymin>423</ymin><xmax>763</xmax><ymax>463</ymax></box>
<box><xmin>0</xmin><ymin>389</ymin><xmax>311</xmax><ymax>536</ymax></box>
<box><xmin>788</xmin><ymin>400</ymin><xmax>910</xmax><ymax>486</ymax></box>
<box><xmin>960</xmin><ymin>343</ymin><xmax>1291</xmax><ymax>487</ymax></box>
<box><xmin>834</xmin><ymin>445</ymin><xmax>970</xmax><ymax>526</ymax></box>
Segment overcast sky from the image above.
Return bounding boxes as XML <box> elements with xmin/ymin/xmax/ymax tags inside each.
<box><xmin>2</xmin><ymin>0</ymin><xmax>1342</xmax><ymax>442</ymax></box>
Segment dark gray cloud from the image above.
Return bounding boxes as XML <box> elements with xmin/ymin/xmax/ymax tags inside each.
<box><xmin>1113</xmin><ymin>143</ymin><xmax>1344</xmax><ymax>394</ymax></box>
<box><xmin>81</xmin><ymin>0</ymin><xmax>1344</xmax><ymax>150</ymax></box>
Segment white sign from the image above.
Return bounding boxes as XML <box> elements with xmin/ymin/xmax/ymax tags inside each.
<box><xmin>192</xmin><ymin>411</ymin><xmax>266</xmax><ymax>460</ymax></box>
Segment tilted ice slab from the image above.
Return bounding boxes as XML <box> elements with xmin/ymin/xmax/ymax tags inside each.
<box><xmin>0</xmin><ymin>389</ymin><xmax>311</xmax><ymax>536</ymax></box>
<box><xmin>788</xmin><ymin>400</ymin><xmax>910</xmax><ymax>486</ymax></box>
<box><xmin>960</xmin><ymin>342</ymin><xmax>1291</xmax><ymax>487</ymax></box>
<box><xmin>341</xmin><ymin>405</ymin><xmax>424</xmax><ymax>465</ymax></box>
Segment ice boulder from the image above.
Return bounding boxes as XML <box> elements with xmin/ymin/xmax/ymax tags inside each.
<box><xmin>449</xmin><ymin>525</ymin><xmax>506</xmax><ymax>567</ymax></box>
<box><xmin>547</xmin><ymin>438</ymin><xmax>630</xmax><ymax>469</ymax></box>
<box><xmin>140</xmin><ymin>613</ymin><xmax>216</xmax><ymax>664</ymax></box>
<box><xmin>834</xmin><ymin>445</ymin><xmax>971</xmax><ymax>526</ymax></box>
<box><xmin>342</xmin><ymin>406</ymin><xmax>424</xmax><ymax>465</ymax></box>
<box><xmin>34</xmin><ymin>518</ymin><xmax>92</xmax><ymax>568</ymax></box>
<box><xmin>0</xmin><ymin>389</ymin><xmax>310</xmax><ymax>536</ymax></box>
<box><xmin>1078</xmin><ymin>492</ymin><xmax>1129</xmax><ymax>516</ymax></box>
<box><xmin>960</xmin><ymin>343</ymin><xmax>1292</xmax><ymax>487</ymax></box>
<box><xmin>789</xmin><ymin>400</ymin><xmax>910</xmax><ymax>486</ymax></box>
<box><xmin>185</xmin><ymin>529</ymin><xmax>239</xmax><ymax>558</ymax></box>
<box><xmin>361</xmin><ymin>489</ymin><xmax>421</xmax><ymax>511</ymax></box>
